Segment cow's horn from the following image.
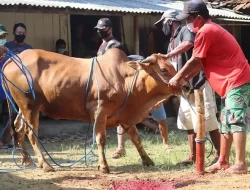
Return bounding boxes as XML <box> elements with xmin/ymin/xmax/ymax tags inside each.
<box><xmin>140</xmin><ymin>56</ymin><xmax>155</xmax><ymax>64</ymax></box>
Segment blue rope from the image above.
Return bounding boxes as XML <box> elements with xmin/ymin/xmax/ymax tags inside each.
<box><xmin>107</xmin><ymin>69</ymin><xmax>138</xmax><ymax>119</ymax></box>
<box><xmin>0</xmin><ymin>50</ymin><xmax>137</xmax><ymax>174</ymax></box>
<box><xmin>0</xmin><ymin>51</ymin><xmax>98</xmax><ymax>173</ymax></box>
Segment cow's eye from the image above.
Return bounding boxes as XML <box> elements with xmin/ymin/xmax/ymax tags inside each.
<box><xmin>160</xmin><ymin>68</ymin><xmax>167</xmax><ymax>73</ymax></box>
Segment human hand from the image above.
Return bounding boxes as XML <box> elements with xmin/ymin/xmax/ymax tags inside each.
<box><xmin>0</xmin><ymin>45</ymin><xmax>6</xmax><ymax>61</ymax></box>
<box><xmin>169</xmin><ymin>75</ymin><xmax>187</xmax><ymax>87</ymax></box>
<box><xmin>157</xmin><ymin>53</ymin><xmax>170</xmax><ymax>59</ymax></box>
<box><xmin>157</xmin><ymin>53</ymin><xmax>171</xmax><ymax>59</ymax></box>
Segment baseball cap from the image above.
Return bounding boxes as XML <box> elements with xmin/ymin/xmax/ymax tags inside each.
<box><xmin>176</xmin><ymin>0</ymin><xmax>209</xmax><ymax>20</ymax></box>
<box><xmin>94</xmin><ymin>18</ymin><xmax>112</xmax><ymax>30</ymax></box>
<box><xmin>0</xmin><ymin>24</ymin><xmax>8</xmax><ymax>36</ymax></box>
<box><xmin>154</xmin><ymin>9</ymin><xmax>180</xmax><ymax>28</ymax></box>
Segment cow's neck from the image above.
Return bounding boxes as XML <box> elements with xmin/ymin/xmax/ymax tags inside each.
<box><xmin>122</xmin><ymin>68</ymin><xmax>172</xmax><ymax>124</ymax></box>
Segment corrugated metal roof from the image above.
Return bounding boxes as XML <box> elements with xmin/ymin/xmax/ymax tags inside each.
<box><xmin>1</xmin><ymin>0</ymin><xmax>250</xmax><ymax>20</ymax></box>
<box><xmin>0</xmin><ymin>0</ymin><xmax>168</xmax><ymax>13</ymax></box>
<box><xmin>158</xmin><ymin>1</ymin><xmax>250</xmax><ymax>20</ymax></box>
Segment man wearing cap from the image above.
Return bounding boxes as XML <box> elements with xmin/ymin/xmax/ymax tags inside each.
<box><xmin>95</xmin><ymin>18</ymin><xmax>128</xmax><ymax>158</ymax></box>
<box><xmin>0</xmin><ymin>24</ymin><xmax>12</xmax><ymax>148</ymax></box>
<box><xmin>94</xmin><ymin>18</ymin><xmax>171</xmax><ymax>158</ymax></box>
<box><xmin>94</xmin><ymin>18</ymin><xmax>125</xmax><ymax>56</ymax></box>
<box><xmin>156</xmin><ymin>9</ymin><xmax>220</xmax><ymax>166</ymax></box>
<box><xmin>169</xmin><ymin>0</ymin><xmax>250</xmax><ymax>174</ymax></box>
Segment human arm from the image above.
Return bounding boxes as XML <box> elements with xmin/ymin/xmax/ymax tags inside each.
<box><xmin>159</xmin><ymin>27</ymin><xmax>195</xmax><ymax>59</ymax></box>
<box><xmin>159</xmin><ymin>41</ymin><xmax>193</xmax><ymax>59</ymax></box>
<box><xmin>169</xmin><ymin>56</ymin><xmax>202</xmax><ymax>86</ymax></box>
<box><xmin>169</xmin><ymin>32</ymin><xmax>211</xmax><ymax>87</ymax></box>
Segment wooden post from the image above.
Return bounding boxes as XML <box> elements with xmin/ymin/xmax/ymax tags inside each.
<box><xmin>134</xmin><ymin>16</ymin><xmax>140</xmax><ymax>55</ymax></box>
<box><xmin>194</xmin><ymin>89</ymin><xmax>206</xmax><ymax>175</ymax></box>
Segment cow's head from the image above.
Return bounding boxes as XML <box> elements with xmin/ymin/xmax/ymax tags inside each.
<box><xmin>127</xmin><ymin>54</ymin><xmax>190</xmax><ymax>95</ymax></box>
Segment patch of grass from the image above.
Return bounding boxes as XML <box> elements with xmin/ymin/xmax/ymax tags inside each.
<box><xmin>2</xmin><ymin>130</ymin><xmax>250</xmax><ymax>172</ymax></box>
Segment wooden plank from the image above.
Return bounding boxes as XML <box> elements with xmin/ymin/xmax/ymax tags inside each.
<box><xmin>33</xmin><ymin>13</ymin><xmax>44</xmax><ymax>49</ymax></box>
<box><xmin>134</xmin><ymin>16</ymin><xmax>140</xmax><ymax>55</ymax></box>
<box><xmin>43</xmin><ymin>13</ymin><xmax>54</xmax><ymax>51</ymax></box>
<box><xmin>14</xmin><ymin>12</ymin><xmax>25</xmax><ymax>23</ymax></box>
<box><xmin>66</xmin><ymin>14</ymin><xmax>72</xmax><ymax>56</ymax></box>
<box><xmin>52</xmin><ymin>13</ymin><xmax>60</xmax><ymax>50</ymax></box>
<box><xmin>59</xmin><ymin>13</ymin><xmax>69</xmax><ymax>46</ymax></box>
<box><xmin>24</xmin><ymin>13</ymin><xmax>35</xmax><ymax>48</ymax></box>
<box><xmin>194</xmin><ymin>89</ymin><xmax>205</xmax><ymax>175</ymax></box>
<box><xmin>122</xmin><ymin>15</ymin><xmax>134</xmax><ymax>54</ymax></box>
<box><xmin>0</xmin><ymin>12</ymin><xmax>15</xmax><ymax>40</ymax></box>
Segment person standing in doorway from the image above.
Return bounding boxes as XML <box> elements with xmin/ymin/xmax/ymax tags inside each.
<box><xmin>95</xmin><ymin>18</ymin><xmax>125</xmax><ymax>56</ymax></box>
<box><xmin>55</xmin><ymin>39</ymin><xmax>68</xmax><ymax>55</ymax></box>
<box><xmin>72</xmin><ymin>24</ymin><xmax>87</xmax><ymax>58</ymax></box>
<box><xmin>94</xmin><ymin>18</ymin><xmax>171</xmax><ymax>158</ymax></box>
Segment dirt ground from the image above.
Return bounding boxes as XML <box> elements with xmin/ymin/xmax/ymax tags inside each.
<box><xmin>1</xmin><ymin>133</ymin><xmax>250</xmax><ymax>190</ymax></box>
<box><xmin>1</xmin><ymin>165</ymin><xmax>250</xmax><ymax>190</ymax></box>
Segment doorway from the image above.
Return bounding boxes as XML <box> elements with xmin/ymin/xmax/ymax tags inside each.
<box><xmin>70</xmin><ymin>15</ymin><xmax>121</xmax><ymax>58</ymax></box>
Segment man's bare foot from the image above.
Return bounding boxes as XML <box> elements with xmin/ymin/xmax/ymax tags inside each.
<box><xmin>224</xmin><ymin>164</ymin><xmax>247</xmax><ymax>174</ymax></box>
<box><xmin>208</xmin><ymin>156</ymin><xmax>219</xmax><ymax>166</ymax></box>
<box><xmin>206</xmin><ymin>161</ymin><xmax>230</xmax><ymax>173</ymax></box>
<box><xmin>164</xmin><ymin>144</ymin><xmax>173</xmax><ymax>151</ymax></box>
<box><xmin>176</xmin><ymin>155</ymin><xmax>195</xmax><ymax>166</ymax></box>
<box><xmin>111</xmin><ymin>148</ymin><xmax>126</xmax><ymax>159</ymax></box>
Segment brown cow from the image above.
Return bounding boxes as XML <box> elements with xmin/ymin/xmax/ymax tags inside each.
<box><xmin>2</xmin><ymin>48</ymin><xmax>188</xmax><ymax>173</ymax></box>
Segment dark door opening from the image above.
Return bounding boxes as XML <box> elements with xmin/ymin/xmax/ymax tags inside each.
<box><xmin>241</xmin><ymin>25</ymin><xmax>250</xmax><ymax>63</ymax></box>
<box><xmin>70</xmin><ymin>15</ymin><xmax>121</xmax><ymax>58</ymax></box>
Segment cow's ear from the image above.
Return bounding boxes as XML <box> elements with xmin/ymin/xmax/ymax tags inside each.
<box><xmin>127</xmin><ymin>61</ymin><xmax>140</xmax><ymax>70</ymax></box>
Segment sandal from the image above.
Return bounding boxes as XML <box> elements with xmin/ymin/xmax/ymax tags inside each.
<box><xmin>111</xmin><ymin>148</ymin><xmax>126</xmax><ymax>159</ymax></box>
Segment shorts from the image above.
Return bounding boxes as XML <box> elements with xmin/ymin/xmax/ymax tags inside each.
<box><xmin>151</xmin><ymin>104</ymin><xmax>167</xmax><ymax>121</ymax></box>
<box><xmin>177</xmin><ymin>81</ymin><xmax>219</xmax><ymax>132</ymax></box>
<box><xmin>220</xmin><ymin>82</ymin><xmax>250</xmax><ymax>134</ymax></box>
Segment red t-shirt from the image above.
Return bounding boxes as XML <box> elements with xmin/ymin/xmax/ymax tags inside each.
<box><xmin>193</xmin><ymin>20</ymin><xmax>250</xmax><ymax>97</ymax></box>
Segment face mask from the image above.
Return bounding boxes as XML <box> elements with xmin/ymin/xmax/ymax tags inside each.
<box><xmin>186</xmin><ymin>22</ymin><xmax>194</xmax><ymax>32</ymax></box>
<box><xmin>15</xmin><ymin>34</ymin><xmax>26</xmax><ymax>43</ymax></box>
<box><xmin>0</xmin><ymin>39</ymin><xmax>6</xmax><ymax>45</ymax></box>
<box><xmin>162</xmin><ymin>23</ymin><xmax>172</xmax><ymax>36</ymax></box>
<box><xmin>57</xmin><ymin>48</ymin><xmax>66</xmax><ymax>55</ymax></box>
<box><xmin>97</xmin><ymin>29</ymin><xmax>110</xmax><ymax>39</ymax></box>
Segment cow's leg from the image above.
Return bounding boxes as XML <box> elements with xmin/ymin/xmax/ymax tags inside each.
<box><xmin>23</xmin><ymin>108</ymin><xmax>55</xmax><ymax>172</ymax></box>
<box><xmin>122</xmin><ymin>124</ymin><xmax>154</xmax><ymax>166</ymax></box>
<box><xmin>95</xmin><ymin>116</ymin><xmax>109</xmax><ymax>174</ymax></box>
<box><xmin>14</xmin><ymin>113</ymin><xmax>33</xmax><ymax>166</ymax></box>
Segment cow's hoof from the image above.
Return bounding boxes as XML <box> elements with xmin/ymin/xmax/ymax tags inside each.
<box><xmin>98</xmin><ymin>165</ymin><xmax>110</xmax><ymax>174</ymax></box>
<box><xmin>142</xmin><ymin>159</ymin><xmax>155</xmax><ymax>166</ymax></box>
<box><xmin>22</xmin><ymin>157</ymin><xmax>33</xmax><ymax>167</ymax></box>
<box><xmin>43</xmin><ymin>162</ymin><xmax>55</xmax><ymax>172</ymax></box>
<box><xmin>43</xmin><ymin>166</ymin><xmax>55</xmax><ymax>172</ymax></box>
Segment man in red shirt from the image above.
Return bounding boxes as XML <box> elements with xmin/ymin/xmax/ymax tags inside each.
<box><xmin>167</xmin><ymin>0</ymin><xmax>250</xmax><ymax>174</ymax></box>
